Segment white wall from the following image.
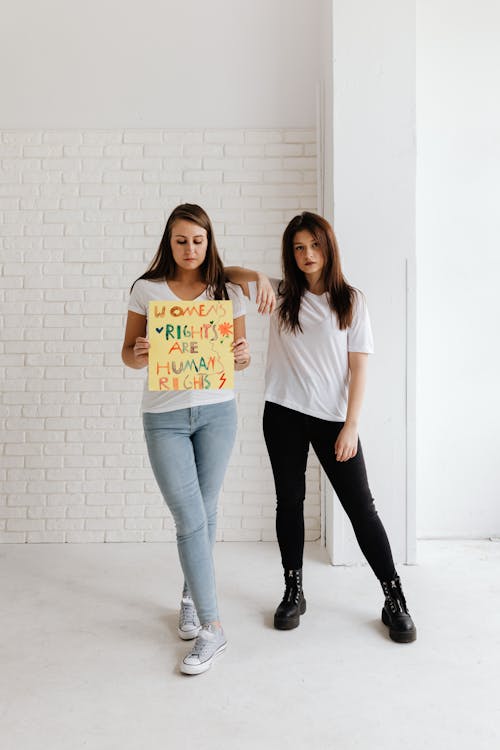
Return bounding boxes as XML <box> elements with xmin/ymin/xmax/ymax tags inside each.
<box><xmin>326</xmin><ymin>0</ymin><xmax>416</xmax><ymax>564</ymax></box>
<box><xmin>0</xmin><ymin>127</ymin><xmax>319</xmax><ymax>543</ymax></box>
<box><xmin>0</xmin><ymin>0</ymin><xmax>323</xmax><ymax>129</ymax></box>
<box><xmin>417</xmin><ymin>0</ymin><xmax>500</xmax><ymax>537</ymax></box>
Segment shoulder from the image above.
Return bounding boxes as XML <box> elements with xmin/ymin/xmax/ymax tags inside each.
<box><xmin>347</xmin><ymin>288</ymin><xmax>373</xmax><ymax>343</ymax></box>
<box><xmin>225</xmin><ymin>282</ymin><xmax>246</xmax><ymax>317</ymax></box>
<box><xmin>129</xmin><ymin>277</ymin><xmax>147</xmax><ymax>305</ymax></box>
<box><xmin>226</xmin><ymin>282</ymin><xmax>245</xmax><ymax>302</ymax></box>
<box><xmin>351</xmin><ymin>287</ymin><xmax>368</xmax><ymax>314</ymax></box>
<box><xmin>130</xmin><ymin>277</ymin><xmax>149</xmax><ymax>296</ymax></box>
<box><xmin>351</xmin><ymin>287</ymin><xmax>366</xmax><ymax>302</ymax></box>
<box><xmin>129</xmin><ymin>278</ymin><xmax>170</xmax><ymax>315</ymax></box>
<box><xmin>131</xmin><ymin>278</ymin><xmax>168</xmax><ymax>298</ymax></box>
<box><xmin>225</xmin><ymin>282</ymin><xmax>245</xmax><ymax>300</ymax></box>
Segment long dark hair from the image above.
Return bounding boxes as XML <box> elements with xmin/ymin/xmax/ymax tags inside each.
<box><xmin>278</xmin><ymin>212</ymin><xmax>356</xmax><ymax>333</ymax></box>
<box><xmin>130</xmin><ymin>203</ymin><xmax>228</xmax><ymax>299</ymax></box>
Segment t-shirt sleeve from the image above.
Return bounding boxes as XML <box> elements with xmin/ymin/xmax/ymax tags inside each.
<box><xmin>347</xmin><ymin>291</ymin><xmax>374</xmax><ymax>353</ymax></box>
<box><xmin>247</xmin><ymin>278</ymin><xmax>281</xmax><ymax>304</ymax></box>
<box><xmin>128</xmin><ymin>280</ymin><xmax>148</xmax><ymax>316</ymax></box>
<box><xmin>227</xmin><ymin>282</ymin><xmax>247</xmax><ymax>319</ymax></box>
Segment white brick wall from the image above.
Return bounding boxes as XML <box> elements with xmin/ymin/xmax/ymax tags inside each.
<box><xmin>0</xmin><ymin>128</ymin><xmax>321</xmax><ymax>543</ymax></box>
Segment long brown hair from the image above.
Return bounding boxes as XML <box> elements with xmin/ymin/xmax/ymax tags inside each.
<box><xmin>131</xmin><ymin>203</ymin><xmax>228</xmax><ymax>299</ymax></box>
<box><xmin>278</xmin><ymin>212</ymin><xmax>356</xmax><ymax>333</ymax></box>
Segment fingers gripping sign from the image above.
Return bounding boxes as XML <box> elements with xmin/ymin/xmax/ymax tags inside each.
<box><xmin>133</xmin><ymin>336</ymin><xmax>150</xmax><ymax>367</ymax></box>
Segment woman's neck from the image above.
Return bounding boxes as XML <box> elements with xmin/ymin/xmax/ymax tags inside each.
<box><xmin>167</xmin><ymin>269</ymin><xmax>207</xmax><ymax>300</ymax></box>
<box><xmin>171</xmin><ymin>268</ymin><xmax>204</xmax><ymax>285</ymax></box>
<box><xmin>305</xmin><ymin>273</ymin><xmax>325</xmax><ymax>295</ymax></box>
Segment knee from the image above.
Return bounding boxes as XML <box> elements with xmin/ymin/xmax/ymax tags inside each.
<box><xmin>349</xmin><ymin>497</ymin><xmax>380</xmax><ymax>526</ymax></box>
<box><xmin>206</xmin><ymin>507</ymin><xmax>218</xmax><ymax>526</ymax></box>
<box><xmin>276</xmin><ymin>492</ymin><xmax>305</xmax><ymax>513</ymax></box>
<box><xmin>176</xmin><ymin>517</ymin><xmax>208</xmax><ymax>543</ymax></box>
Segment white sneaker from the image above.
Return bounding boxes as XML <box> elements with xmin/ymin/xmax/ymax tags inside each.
<box><xmin>177</xmin><ymin>596</ymin><xmax>201</xmax><ymax>640</ymax></box>
<box><xmin>180</xmin><ymin>624</ymin><xmax>227</xmax><ymax>675</ymax></box>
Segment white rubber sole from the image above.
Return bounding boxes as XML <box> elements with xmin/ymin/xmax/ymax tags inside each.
<box><xmin>180</xmin><ymin>641</ymin><xmax>227</xmax><ymax>675</ymax></box>
<box><xmin>177</xmin><ymin>625</ymin><xmax>202</xmax><ymax>641</ymax></box>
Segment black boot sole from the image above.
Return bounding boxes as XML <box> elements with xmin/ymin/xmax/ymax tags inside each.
<box><xmin>274</xmin><ymin>598</ymin><xmax>307</xmax><ymax>630</ymax></box>
<box><xmin>381</xmin><ymin>607</ymin><xmax>417</xmax><ymax>643</ymax></box>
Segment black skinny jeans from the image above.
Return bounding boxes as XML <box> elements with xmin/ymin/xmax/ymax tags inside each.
<box><xmin>263</xmin><ymin>401</ymin><xmax>397</xmax><ymax>582</ymax></box>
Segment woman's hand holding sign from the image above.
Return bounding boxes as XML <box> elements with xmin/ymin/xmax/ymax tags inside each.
<box><xmin>133</xmin><ymin>336</ymin><xmax>150</xmax><ymax>368</ymax></box>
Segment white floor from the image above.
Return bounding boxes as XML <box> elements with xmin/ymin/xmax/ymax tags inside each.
<box><xmin>1</xmin><ymin>540</ymin><xmax>499</xmax><ymax>750</ymax></box>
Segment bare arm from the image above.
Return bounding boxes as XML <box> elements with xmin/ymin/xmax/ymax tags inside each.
<box><xmin>121</xmin><ymin>311</ymin><xmax>149</xmax><ymax>369</ymax></box>
<box><xmin>334</xmin><ymin>352</ymin><xmax>369</xmax><ymax>461</ymax></box>
<box><xmin>232</xmin><ymin>315</ymin><xmax>251</xmax><ymax>371</ymax></box>
<box><xmin>225</xmin><ymin>266</ymin><xmax>276</xmax><ymax>313</ymax></box>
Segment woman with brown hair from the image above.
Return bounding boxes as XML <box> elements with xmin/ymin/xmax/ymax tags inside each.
<box><xmin>226</xmin><ymin>211</ymin><xmax>416</xmax><ymax>643</ymax></box>
<box><xmin>122</xmin><ymin>204</ymin><xmax>250</xmax><ymax>674</ymax></box>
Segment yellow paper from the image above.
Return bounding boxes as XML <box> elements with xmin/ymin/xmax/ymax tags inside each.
<box><xmin>148</xmin><ymin>300</ymin><xmax>234</xmax><ymax>391</ymax></box>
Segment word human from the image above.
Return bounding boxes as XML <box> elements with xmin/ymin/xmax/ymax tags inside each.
<box><xmin>156</xmin><ymin>351</ymin><xmax>220</xmax><ymax>390</ymax></box>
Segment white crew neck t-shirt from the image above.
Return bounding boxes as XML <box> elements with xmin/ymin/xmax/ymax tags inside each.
<box><xmin>250</xmin><ymin>280</ymin><xmax>374</xmax><ymax>422</ymax></box>
<box><xmin>128</xmin><ymin>278</ymin><xmax>246</xmax><ymax>414</ymax></box>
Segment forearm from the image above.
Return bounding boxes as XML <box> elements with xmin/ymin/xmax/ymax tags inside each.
<box><xmin>122</xmin><ymin>313</ymin><xmax>148</xmax><ymax>369</ymax></box>
<box><xmin>226</xmin><ymin>267</ymin><xmax>276</xmax><ymax>313</ymax></box>
<box><xmin>345</xmin><ymin>354</ymin><xmax>368</xmax><ymax>426</ymax></box>
<box><xmin>224</xmin><ymin>266</ymin><xmax>260</xmax><ymax>284</ymax></box>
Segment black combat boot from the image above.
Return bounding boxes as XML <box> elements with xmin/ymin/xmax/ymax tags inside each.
<box><xmin>381</xmin><ymin>575</ymin><xmax>417</xmax><ymax>643</ymax></box>
<box><xmin>274</xmin><ymin>568</ymin><xmax>306</xmax><ymax>630</ymax></box>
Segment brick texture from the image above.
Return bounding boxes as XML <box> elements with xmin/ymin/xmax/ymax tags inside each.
<box><xmin>0</xmin><ymin>128</ymin><xmax>320</xmax><ymax>543</ymax></box>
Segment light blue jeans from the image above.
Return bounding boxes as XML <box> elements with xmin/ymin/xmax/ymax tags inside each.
<box><xmin>142</xmin><ymin>399</ymin><xmax>237</xmax><ymax>623</ymax></box>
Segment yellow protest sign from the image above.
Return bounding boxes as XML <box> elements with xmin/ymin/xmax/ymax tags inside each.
<box><xmin>148</xmin><ymin>300</ymin><xmax>234</xmax><ymax>391</ymax></box>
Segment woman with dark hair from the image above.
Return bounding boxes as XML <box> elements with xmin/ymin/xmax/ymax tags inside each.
<box><xmin>122</xmin><ymin>204</ymin><xmax>250</xmax><ymax>674</ymax></box>
<box><xmin>226</xmin><ymin>211</ymin><xmax>416</xmax><ymax>643</ymax></box>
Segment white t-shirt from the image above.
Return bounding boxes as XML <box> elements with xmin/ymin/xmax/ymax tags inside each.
<box><xmin>128</xmin><ymin>278</ymin><xmax>246</xmax><ymax>414</ymax></box>
<box><xmin>250</xmin><ymin>279</ymin><xmax>374</xmax><ymax>422</ymax></box>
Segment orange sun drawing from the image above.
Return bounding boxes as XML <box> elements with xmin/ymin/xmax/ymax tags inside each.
<box><xmin>218</xmin><ymin>321</ymin><xmax>233</xmax><ymax>337</ymax></box>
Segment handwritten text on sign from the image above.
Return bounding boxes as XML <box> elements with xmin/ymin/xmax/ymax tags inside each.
<box><xmin>148</xmin><ymin>300</ymin><xmax>234</xmax><ymax>391</ymax></box>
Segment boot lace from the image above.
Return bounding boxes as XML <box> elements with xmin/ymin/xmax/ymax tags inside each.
<box><xmin>382</xmin><ymin>577</ymin><xmax>409</xmax><ymax>615</ymax></box>
<box><xmin>283</xmin><ymin>570</ymin><xmax>302</xmax><ymax>605</ymax></box>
